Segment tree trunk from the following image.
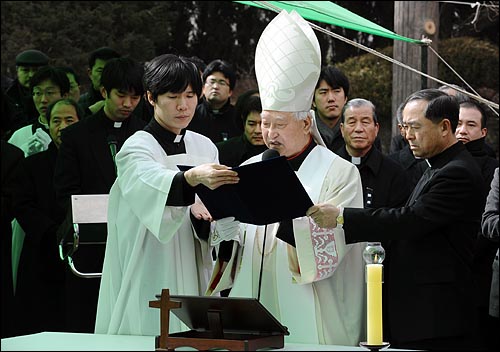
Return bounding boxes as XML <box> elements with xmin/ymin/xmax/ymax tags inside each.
<box><xmin>392</xmin><ymin>1</ymin><xmax>439</xmax><ymax>136</ymax></box>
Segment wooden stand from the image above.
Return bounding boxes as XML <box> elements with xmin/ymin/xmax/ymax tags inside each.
<box><xmin>149</xmin><ymin>289</ymin><xmax>287</xmax><ymax>351</ymax></box>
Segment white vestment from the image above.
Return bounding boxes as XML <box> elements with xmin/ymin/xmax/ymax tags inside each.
<box><xmin>208</xmin><ymin>145</ymin><xmax>366</xmax><ymax>346</ymax></box>
<box><xmin>95</xmin><ymin>130</ymin><xmax>215</xmax><ymax>336</ymax></box>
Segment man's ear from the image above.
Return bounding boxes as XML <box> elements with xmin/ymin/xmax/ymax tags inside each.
<box><xmin>146</xmin><ymin>91</ymin><xmax>155</xmax><ymax>106</ymax></box>
<box><xmin>304</xmin><ymin>115</ymin><xmax>312</xmax><ymax>132</ymax></box>
<box><xmin>441</xmin><ymin>118</ymin><xmax>452</xmax><ymax>135</ymax></box>
<box><xmin>100</xmin><ymin>86</ymin><xmax>107</xmax><ymax>99</ymax></box>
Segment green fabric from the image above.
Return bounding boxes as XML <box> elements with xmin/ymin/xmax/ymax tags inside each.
<box><xmin>236</xmin><ymin>1</ymin><xmax>424</xmax><ymax>44</ymax></box>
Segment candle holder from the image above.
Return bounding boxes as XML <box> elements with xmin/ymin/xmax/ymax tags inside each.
<box><xmin>363</xmin><ymin>241</ymin><xmax>385</xmax><ymax>265</ymax></box>
<box><xmin>359</xmin><ymin>341</ymin><xmax>391</xmax><ymax>351</ymax></box>
<box><xmin>360</xmin><ymin>242</ymin><xmax>390</xmax><ymax>351</ymax></box>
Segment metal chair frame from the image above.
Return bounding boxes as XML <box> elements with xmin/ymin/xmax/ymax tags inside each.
<box><xmin>59</xmin><ymin>194</ymin><xmax>108</xmax><ymax>278</ymax></box>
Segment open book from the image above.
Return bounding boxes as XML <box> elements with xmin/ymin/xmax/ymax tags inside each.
<box><xmin>178</xmin><ymin>156</ymin><xmax>313</xmax><ymax>225</ymax></box>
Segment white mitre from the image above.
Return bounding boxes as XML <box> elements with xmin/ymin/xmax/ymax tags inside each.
<box><xmin>255</xmin><ymin>10</ymin><xmax>321</xmax><ymax>112</ymax></box>
<box><xmin>255</xmin><ymin>10</ymin><xmax>325</xmax><ymax>147</ymax></box>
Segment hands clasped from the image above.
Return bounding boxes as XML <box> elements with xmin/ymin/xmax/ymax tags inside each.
<box><xmin>210</xmin><ymin>216</ymin><xmax>241</xmax><ymax>246</ymax></box>
<box><xmin>184</xmin><ymin>163</ymin><xmax>239</xmax><ymax>190</ymax></box>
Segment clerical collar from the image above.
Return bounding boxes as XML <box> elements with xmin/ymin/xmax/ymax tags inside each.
<box><xmin>287</xmin><ymin>137</ymin><xmax>317</xmax><ymax>172</ymax></box>
<box><xmin>351</xmin><ymin>156</ymin><xmax>362</xmax><ymax>165</ymax></box>
<box><xmin>102</xmin><ymin>113</ymin><xmax>129</xmax><ymax>130</ymax></box>
<box><xmin>38</xmin><ymin>116</ymin><xmax>48</xmax><ymax>129</ymax></box>
<box><xmin>426</xmin><ymin>141</ymin><xmax>464</xmax><ymax>169</ymax></box>
<box><xmin>144</xmin><ymin>118</ymin><xmax>187</xmax><ymax>155</ymax></box>
<box><xmin>350</xmin><ymin>147</ymin><xmax>373</xmax><ymax>166</ymax></box>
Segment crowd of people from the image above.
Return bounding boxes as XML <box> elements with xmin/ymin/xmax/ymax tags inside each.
<box><xmin>1</xmin><ymin>9</ymin><xmax>498</xmax><ymax>351</ymax></box>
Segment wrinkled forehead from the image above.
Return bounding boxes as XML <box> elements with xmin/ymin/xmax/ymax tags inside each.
<box><xmin>402</xmin><ymin>99</ymin><xmax>427</xmax><ymax>124</ymax></box>
<box><xmin>261</xmin><ymin>110</ymin><xmax>295</xmax><ymax>122</ymax></box>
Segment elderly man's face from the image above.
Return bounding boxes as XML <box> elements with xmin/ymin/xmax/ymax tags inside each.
<box><xmin>261</xmin><ymin>110</ymin><xmax>311</xmax><ymax>157</ymax></box>
<box><xmin>402</xmin><ymin>99</ymin><xmax>444</xmax><ymax>159</ymax></box>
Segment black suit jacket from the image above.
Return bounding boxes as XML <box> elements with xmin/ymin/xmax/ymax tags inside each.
<box><xmin>1</xmin><ymin>141</ymin><xmax>23</xmax><ymax>338</ymax></box>
<box><xmin>11</xmin><ymin>143</ymin><xmax>67</xmax><ymax>333</ymax></box>
<box><xmin>53</xmin><ymin>109</ymin><xmax>146</xmax><ymax>333</ymax></box>
<box><xmin>54</xmin><ymin>109</ymin><xmax>147</xmax><ymax>206</ymax></box>
<box><xmin>344</xmin><ymin>142</ymin><xmax>487</xmax><ymax>348</ymax></box>
<box><xmin>335</xmin><ymin>145</ymin><xmax>411</xmax><ymax>208</ymax></box>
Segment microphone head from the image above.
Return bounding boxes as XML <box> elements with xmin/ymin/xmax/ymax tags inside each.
<box><xmin>107</xmin><ymin>134</ymin><xmax>117</xmax><ymax>145</ymax></box>
<box><xmin>262</xmin><ymin>148</ymin><xmax>280</xmax><ymax>160</ymax></box>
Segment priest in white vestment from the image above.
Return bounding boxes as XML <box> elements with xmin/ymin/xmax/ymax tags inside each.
<box><xmin>94</xmin><ymin>54</ymin><xmax>239</xmax><ymax>336</ymax></box>
<box><xmin>205</xmin><ymin>10</ymin><xmax>367</xmax><ymax>346</ymax></box>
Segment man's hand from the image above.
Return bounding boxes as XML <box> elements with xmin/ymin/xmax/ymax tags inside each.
<box><xmin>306</xmin><ymin>203</ymin><xmax>340</xmax><ymax>229</ymax></box>
<box><xmin>190</xmin><ymin>198</ymin><xmax>212</xmax><ymax>221</ymax></box>
<box><xmin>184</xmin><ymin>163</ymin><xmax>239</xmax><ymax>190</ymax></box>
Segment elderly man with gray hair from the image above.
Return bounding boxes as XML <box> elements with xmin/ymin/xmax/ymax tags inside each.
<box><xmin>206</xmin><ymin>9</ymin><xmax>366</xmax><ymax>346</ymax></box>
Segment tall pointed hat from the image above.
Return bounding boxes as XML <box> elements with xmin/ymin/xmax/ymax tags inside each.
<box><xmin>255</xmin><ymin>10</ymin><xmax>321</xmax><ymax>112</ymax></box>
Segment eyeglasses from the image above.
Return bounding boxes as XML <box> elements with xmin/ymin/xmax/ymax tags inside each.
<box><xmin>205</xmin><ymin>79</ymin><xmax>229</xmax><ymax>88</ymax></box>
<box><xmin>32</xmin><ymin>88</ymin><xmax>61</xmax><ymax>98</ymax></box>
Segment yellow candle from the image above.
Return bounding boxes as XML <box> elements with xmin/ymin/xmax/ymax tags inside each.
<box><xmin>366</xmin><ymin>263</ymin><xmax>383</xmax><ymax>345</ymax></box>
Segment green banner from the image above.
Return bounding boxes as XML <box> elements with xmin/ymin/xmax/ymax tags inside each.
<box><xmin>236</xmin><ymin>1</ymin><xmax>424</xmax><ymax>44</ymax></box>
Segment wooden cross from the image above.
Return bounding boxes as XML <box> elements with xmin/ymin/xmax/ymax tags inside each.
<box><xmin>149</xmin><ymin>288</ymin><xmax>181</xmax><ymax>350</ymax></box>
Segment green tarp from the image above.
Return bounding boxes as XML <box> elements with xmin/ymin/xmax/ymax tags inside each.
<box><xmin>236</xmin><ymin>1</ymin><xmax>424</xmax><ymax>44</ymax></box>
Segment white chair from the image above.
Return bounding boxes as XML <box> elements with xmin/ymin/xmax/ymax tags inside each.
<box><xmin>59</xmin><ymin>194</ymin><xmax>108</xmax><ymax>278</ymax></box>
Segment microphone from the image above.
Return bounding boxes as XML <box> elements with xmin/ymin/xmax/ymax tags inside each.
<box><xmin>262</xmin><ymin>148</ymin><xmax>280</xmax><ymax>160</ymax></box>
<box><xmin>257</xmin><ymin>149</ymin><xmax>279</xmax><ymax>301</ymax></box>
<box><xmin>107</xmin><ymin>135</ymin><xmax>118</xmax><ymax>171</ymax></box>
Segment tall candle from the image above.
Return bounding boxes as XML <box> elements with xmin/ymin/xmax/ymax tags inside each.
<box><xmin>366</xmin><ymin>263</ymin><xmax>383</xmax><ymax>345</ymax></box>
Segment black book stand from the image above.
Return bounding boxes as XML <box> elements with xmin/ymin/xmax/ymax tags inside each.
<box><xmin>149</xmin><ymin>289</ymin><xmax>289</xmax><ymax>351</ymax></box>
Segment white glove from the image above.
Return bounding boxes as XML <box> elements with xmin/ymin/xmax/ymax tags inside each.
<box><xmin>210</xmin><ymin>217</ymin><xmax>241</xmax><ymax>246</ymax></box>
<box><xmin>25</xmin><ymin>128</ymin><xmax>51</xmax><ymax>156</ymax></box>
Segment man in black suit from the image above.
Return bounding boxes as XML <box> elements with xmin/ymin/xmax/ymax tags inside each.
<box><xmin>308</xmin><ymin>89</ymin><xmax>487</xmax><ymax>350</ymax></box>
<box><xmin>54</xmin><ymin>57</ymin><xmax>147</xmax><ymax>333</ymax></box>
<box><xmin>12</xmin><ymin>98</ymin><xmax>83</xmax><ymax>335</ymax></box>
<box><xmin>1</xmin><ymin>141</ymin><xmax>23</xmax><ymax>338</ymax></box>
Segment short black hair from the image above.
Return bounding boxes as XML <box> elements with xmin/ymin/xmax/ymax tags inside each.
<box><xmin>189</xmin><ymin>56</ymin><xmax>207</xmax><ymax>75</ymax></box>
<box><xmin>234</xmin><ymin>89</ymin><xmax>259</xmax><ymax>127</ymax></box>
<box><xmin>202</xmin><ymin>59</ymin><xmax>237</xmax><ymax>90</ymax></box>
<box><xmin>88</xmin><ymin>47</ymin><xmax>121</xmax><ymax>69</ymax></box>
<box><xmin>404</xmin><ymin>88</ymin><xmax>459</xmax><ymax>132</ymax></box>
<box><xmin>460</xmin><ymin>99</ymin><xmax>488</xmax><ymax>129</ymax></box>
<box><xmin>315</xmin><ymin>66</ymin><xmax>350</xmax><ymax>97</ymax></box>
<box><xmin>240</xmin><ymin>94</ymin><xmax>262</xmax><ymax>124</ymax></box>
<box><xmin>30</xmin><ymin>66</ymin><xmax>70</xmax><ymax>96</ymax></box>
<box><xmin>100</xmin><ymin>57</ymin><xmax>145</xmax><ymax>96</ymax></box>
<box><xmin>56</xmin><ymin>66</ymin><xmax>80</xmax><ymax>85</ymax></box>
<box><xmin>46</xmin><ymin>98</ymin><xmax>84</xmax><ymax>124</ymax></box>
<box><xmin>144</xmin><ymin>54</ymin><xmax>202</xmax><ymax>102</ymax></box>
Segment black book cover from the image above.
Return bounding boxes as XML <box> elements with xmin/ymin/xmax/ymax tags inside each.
<box><xmin>179</xmin><ymin>156</ymin><xmax>313</xmax><ymax>225</ymax></box>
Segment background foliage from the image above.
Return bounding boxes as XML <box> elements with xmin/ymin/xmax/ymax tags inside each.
<box><xmin>337</xmin><ymin>38</ymin><xmax>499</xmax><ymax>152</ymax></box>
<box><xmin>2</xmin><ymin>1</ymin><xmax>498</xmax><ymax>152</ymax></box>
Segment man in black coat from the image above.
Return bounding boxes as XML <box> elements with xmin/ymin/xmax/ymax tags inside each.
<box><xmin>335</xmin><ymin>98</ymin><xmax>411</xmax><ymax>209</ymax></box>
<box><xmin>389</xmin><ymin>101</ymin><xmax>427</xmax><ymax>191</ymax></box>
<box><xmin>308</xmin><ymin>89</ymin><xmax>487</xmax><ymax>351</ymax></box>
<box><xmin>188</xmin><ymin>59</ymin><xmax>241</xmax><ymax>143</ymax></box>
<box><xmin>54</xmin><ymin>57</ymin><xmax>147</xmax><ymax>333</ymax></box>
<box><xmin>4</xmin><ymin>49</ymin><xmax>49</xmax><ymax>136</ymax></box>
<box><xmin>456</xmin><ymin>99</ymin><xmax>499</xmax><ymax>350</ymax></box>
<box><xmin>12</xmin><ymin>98</ymin><xmax>83</xmax><ymax>335</ymax></box>
<box><xmin>1</xmin><ymin>141</ymin><xmax>23</xmax><ymax>338</ymax></box>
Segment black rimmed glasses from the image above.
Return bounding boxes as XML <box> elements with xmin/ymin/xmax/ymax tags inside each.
<box><xmin>32</xmin><ymin>88</ymin><xmax>61</xmax><ymax>98</ymax></box>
